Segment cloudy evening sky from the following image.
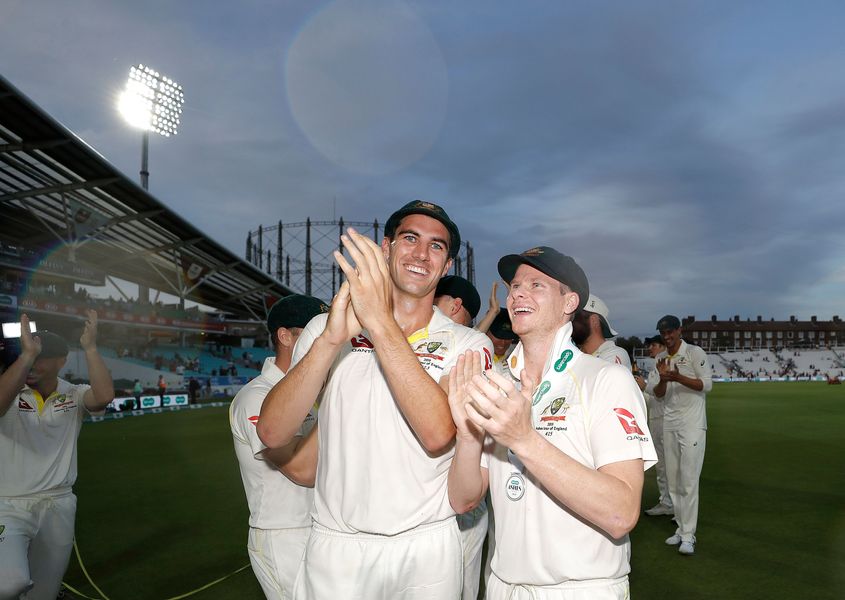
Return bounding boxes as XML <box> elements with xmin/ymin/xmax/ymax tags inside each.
<box><xmin>2</xmin><ymin>0</ymin><xmax>845</xmax><ymax>337</ymax></box>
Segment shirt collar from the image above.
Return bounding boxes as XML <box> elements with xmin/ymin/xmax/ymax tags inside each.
<box><xmin>507</xmin><ymin>322</ymin><xmax>582</xmax><ymax>379</ymax></box>
<box><xmin>260</xmin><ymin>356</ymin><xmax>285</xmax><ymax>385</ymax></box>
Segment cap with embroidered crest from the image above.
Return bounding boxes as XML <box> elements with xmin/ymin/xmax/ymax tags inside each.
<box><xmin>384</xmin><ymin>200</ymin><xmax>461</xmax><ymax>259</ymax></box>
<box><xmin>497</xmin><ymin>246</ymin><xmax>590</xmax><ymax>310</ymax></box>
<box><xmin>656</xmin><ymin>315</ymin><xmax>682</xmax><ymax>331</ymax></box>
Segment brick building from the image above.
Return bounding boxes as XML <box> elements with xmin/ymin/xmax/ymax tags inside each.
<box><xmin>680</xmin><ymin>315</ymin><xmax>845</xmax><ymax>350</ymax></box>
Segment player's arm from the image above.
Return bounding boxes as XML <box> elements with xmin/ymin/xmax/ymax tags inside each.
<box><xmin>335</xmin><ymin>229</ymin><xmax>456</xmax><ymax>453</ymax></box>
<box><xmin>79</xmin><ymin>311</ymin><xmax>115</xmax><ymax>412</ymax></box>
<box><xmin>465</xmin><ymin>368</ymin><xmax>644</xmax><ymax>540</ymax></box>
<box><xmin>263</xmin><ymin>423</ymin><xmax>319</xmax><ymax>487</ymax></box>
<box><xmin>444</xmin><ymin>351</ymin><xmax>490</xmax><ymax>512</ymax></box>
<box><xmin>257</xmin><ymin>286</ymin><xmax>358</xmax><ymax>448</ymax></box>
<box><xmin>474</xmin><ymin>282</ymin><xmax>500</xmax><ymax>334</ymax></box>
<box><xmin>0</xmin><ymin>315</ymin><xmax>39</xmax><ymax>417</ymax></box>
<box><xmin>689</xmin><ymin>347</ymin><xmax>713</xmax><ymax>393</ymax></box>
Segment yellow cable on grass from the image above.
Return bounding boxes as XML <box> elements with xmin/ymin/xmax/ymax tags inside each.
<box><xmin>64</xmin><ymin>538</ymin><xmax>251</xmax><ymax>600</ymax></box>
<box><xmin>162</xmin><ymin>564</ymin><xmax>251</xmax><ymax>600</ymax></box>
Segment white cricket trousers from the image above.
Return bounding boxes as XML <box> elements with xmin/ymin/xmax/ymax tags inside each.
<box><xmin>663</xmin><ymin>426</ymin><xmax>706</xmax><ymax>541</ymax></box>
<box><xmin>0</xmin><ymin>493</ymin><xmax>76</xmax><ymax>600</ymax></box>
<box><xmin>457</xmin><ymin>500</ymin><xmax>489</xmax><ymax>600</ymax></box>
<box><xmin>293</xmin><ymin>518</ymin><xmax>463</xmax><ymax>599</ymax></box>
<box><xmin>247</xmin><ymin>526</ymin><xmax>310</xmax><ymax>600</ymax></box>
<box><xmin>486</xmin><ymin>573</ymin><xmax>629</xmax><ymax>600</ymax></box>
<box><xmin>648</xmin><ymin>414</ymin><xmax>671</xmax><ymax>508</ymax></box>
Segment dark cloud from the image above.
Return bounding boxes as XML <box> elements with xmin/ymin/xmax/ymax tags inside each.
<box><xmin>3</xmin><ymin>0</ymin><xmax>845</xmax><ymax>335</ymax></box>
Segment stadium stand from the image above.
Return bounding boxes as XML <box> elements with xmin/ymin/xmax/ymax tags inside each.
<box><xmin>0</xmin><ymin>74</ymin><xmax>297</xmax><ymax>401</ymax></box>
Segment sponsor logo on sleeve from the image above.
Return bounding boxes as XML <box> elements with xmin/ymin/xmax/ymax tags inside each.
<box><xmin>248</xmin><ymin>415</ymin><xmax>259</xmax><ymax>426</ymax></box>
<box><xmin>483</xmin><ymin>347</ymin><xmax>492</xmax><ymax>371</ymax></box>
<box><xmin>613</xmin><ymin>408</ymin><xmax>649</xmax><ymax>441</ymax></box>
<box><xmin>351</xmin><ymin>335</ymin><xmax>375</xmax><ymax>351</ymax></box>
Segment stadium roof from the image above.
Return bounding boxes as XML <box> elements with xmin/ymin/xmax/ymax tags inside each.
<box><xmin>0</xmin><ymin>75</ymin><xmax>295</xmax><ymax>319</ymax></box>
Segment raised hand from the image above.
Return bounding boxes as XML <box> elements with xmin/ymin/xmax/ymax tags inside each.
<box><xmin>446</xmin><ymin>350</ymin><xmax>486</xmax><ymax>441</ymax></box>
<box><xmin>322</xmin><ymin>281</ymin><xmax>362</xmax><ymax>346</ymax></box>
<box><xmin>333</xmin><ymin>228</ymin><xmax>394</xmax><ymax>333</ymax></box>
<box><xmin>488</xmin><ymin>282</ymin><xmax>500</xmax><ymax>314</ymax></box>
<box><xmin>19</xmin><ymin>314</ymin><xmax>41</xmax><ymax>360</ymax></box>
<box><xmin>80</xmin><ymin>309</ymin><xmax>99</xmax><ymax>351</ymax></box>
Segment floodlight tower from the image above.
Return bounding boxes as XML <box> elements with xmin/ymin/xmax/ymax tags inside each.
<box><xmin>117</xmin><ymin>64</ymin><xmax>184</xmax><ymax>191</ymax></box>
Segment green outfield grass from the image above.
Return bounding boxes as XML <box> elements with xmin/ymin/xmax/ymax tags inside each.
<box><xmin>64</xmin><ymin>383</ymin><xmax>845</xmax><ymax>599</ymax></box>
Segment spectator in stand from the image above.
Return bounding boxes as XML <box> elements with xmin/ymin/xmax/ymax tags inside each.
<box><xmin>133</xmin><ymin>379</ymin><xmax>143</xmax><ymax>410</ymax></box>
<box><xmin>157</xmin><ymin>375</ymin><xmax>166</xmax><ymax>404</ymax></box>
<box><xmin>188</xmin><ymin>377</ymin><xmax>200</xmax><ymax>405</ymax></box>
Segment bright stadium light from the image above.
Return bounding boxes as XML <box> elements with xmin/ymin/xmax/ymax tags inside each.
<box><xmin>117</xmin><ymin>64</ymin><xmax>184</xmax><ymax>190</ymax></box>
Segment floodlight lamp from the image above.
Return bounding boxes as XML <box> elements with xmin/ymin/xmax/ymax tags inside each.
<box><xmin>118</xmin><ymin>63</ymin><xmax>185</xmax><ymax>136</ymax></box>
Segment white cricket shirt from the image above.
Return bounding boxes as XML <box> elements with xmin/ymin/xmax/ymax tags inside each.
<box><xmin>593</xmin><ymin>339</ymin><xmax>632</xmax><ymax>369</ymax></box>
<box><xmin>655</xmin><ymin>340</ymin><xmax>712</xmax><ymax>431</ymax></box>
<box><xmin>230</xmin><ymin>356</ymin><xmax>315</xmax><ymax>529</ymax></box>
<box><xmin>292</xmin><ymin>307</ymin><xmax>493</xmax><ymax>535</ymax></box>
<box><xmin>484</xmin><ymin>323</ymin><xmax>656</xmax><ymax>585</ymax></box>
<box><xmin>0</xmin><ymin>379</ymin><xmax>91</xmax><ymax>497</ymax></box>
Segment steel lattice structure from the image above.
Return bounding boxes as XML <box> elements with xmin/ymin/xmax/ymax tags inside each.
<box><xmin>246</xmin><ymin>218</ymin><xmax>475</xmax><ymax>302</ymax></box>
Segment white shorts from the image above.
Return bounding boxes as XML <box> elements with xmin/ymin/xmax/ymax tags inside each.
<box><xmin>248</xmin><ymin>526</ymin><xmax>311</xmax><ymax>600</ymax></box>
<box><xmin>0</xmin><ymin>493</ymin><xmax>77</xmax><ymax>600</ymax></box>
<box><xmin>294</xmin><ymin>518</ymin><xmax>463</xmax><ymax>599</ymax></box>
<box><xmin>486</xmin><ymin>573</ymin><xmax>629</xmax><ymax>600</ymax></box>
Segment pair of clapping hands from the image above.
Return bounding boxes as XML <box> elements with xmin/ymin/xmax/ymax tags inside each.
<box><xmin>656</xmin><ymin>357</ymin><xmax>681</xmax><ymax>382</ymax></box>
<box><xmin>323</xmin><ymin>228</ymin><xmax>394</xmax><ymax>345</ymax></box>
<box><xmin>17</xmin><ymin>311</ymin><xmax>99</xmax><ymax>360</ymax></box>
<box><xmin>445</xmin><ymin>351</ymin><xmax>536</xmax><ymax>449</ymax></box>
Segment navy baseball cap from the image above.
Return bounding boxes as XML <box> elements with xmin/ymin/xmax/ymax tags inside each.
<box><xmin>645</xmin><ymin>335</ymin><xmax>665</xmax><ymax>346</ymax></box>
<box><xmin>384</xmin><ymin>200</ymin><xmax>461</xmax><ymax>259</ymax></box>
<box><xmin>498</xmin><ymin>246</ymin><xmax>590</xmax><ymax>310</ymax></box>
<box><xmin>656</xmin><ymin>315</ymin><xmax>681</xmax><ymax>331</ymax></box>
<box><xmin>489</xmin><ymin>308</ymin><xmax>519</xmax><ymax>341</ymax></box>
<box><xmin>435</xmin><ymin>275</ymin><xmax>481</xmax><ymax>319</ymax></box>
<box><xmin>267</xmin><ymin>295</ymin><xmax>328</xmax><ymax>334</ymax></box>
<box><xmin>35</xmin><ymin>331</ymin><xmax>69</xmax><ymax>358</ymax></box>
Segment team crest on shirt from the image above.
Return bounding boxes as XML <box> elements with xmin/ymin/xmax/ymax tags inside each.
<box><xmin>539</xmin><ymin>397</ymin><xmax>569</xmax><ymax>424</ymax></box>
<box><xmin>52</xmin><ymin>395</ymin><xmax>76</xmax><ymax>414</ymax></box>
<box><xmin>413</xmin><ymin>332</ymin><xmax>453</xmax><ymax>372</ymax></box>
